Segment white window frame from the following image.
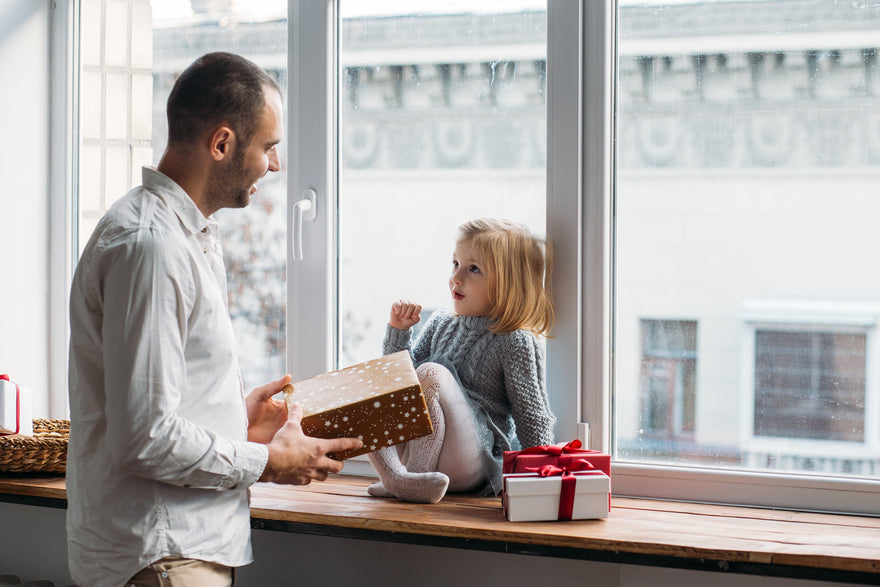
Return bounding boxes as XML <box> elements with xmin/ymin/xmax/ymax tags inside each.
<box><xmin>287</xmin><ymin>0</ymin><xmax>338</xmax><ymax>381</ymax></box>
<box><xmin>286</xmin><ymin>0</ymin><xmax>586</xmax><ymax>472</ymax></box>
<box><xmin>286</xmin><ymin>0</ymin><xmax>588</xmax><ymax>453</ymax></box>
<box><xmin>578</xmin><ymin>0</ymin><xmax>614</xmax><ymax>457</ymax></box>
<box><xmin>604</xmin><ymin>3</ymin><xmax>880</xmax><ymax>514</ymax></box>
<box><xmin>49</xmin><ymin>0</ymin><xmax>79</xmax><ymax>419</ymax></box>
<box><xmin>49</xmin><ymin>0</ymin><xmax>880</xmax><ymax>514</ymax></box>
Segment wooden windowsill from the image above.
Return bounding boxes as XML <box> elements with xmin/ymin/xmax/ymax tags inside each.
<box><xmin>1</xmin><ymin>475</ymin><xmax>878</xmax><ymax>584</ymax></box>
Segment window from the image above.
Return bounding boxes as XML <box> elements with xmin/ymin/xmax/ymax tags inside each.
<box><xmin>54</xmin><ymin>0</ymin><xmax>880</xmax><ymax>514</ymax></box>
<box><xmin>77</xmin><ymin>0</ymin><xmax>290</xmax><ymax>391</ymax></box>
<box><xmin>68</xmin><ymin>0</ymin><xmax>576</xmax><ymax>420</ymax></box>
<box><xmin>753</xmin><ymin>329</ymin><xmax>865</xmax><ymax>443</ymax></box>
<box><xmin>737</xmin><ymin>298</ymin><xmax>880</xmax><ymax>477</ymax></box>
<box><xmin>337</xmin><ymin>3</ymin><xmax>548</xmax><ymax>367</ymax></box>
<box><xmin>611</xmin><ymin>0</ymin><xmax>880</xmax><ymax>513</ymax></box>
<box><xmin>635</xmin><ymin>319</ymin><xmax>697</xmax><ymax>443</ymax></box>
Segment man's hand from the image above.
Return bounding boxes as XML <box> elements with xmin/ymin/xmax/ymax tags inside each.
<box><xmin>259</xmin><ymin>403</ymin><xmax>363</xmax><ymax>485</ymax></box>
<box><xmin>390</xmin><ymin>299</ymin><xmax>422</xmax><ymax>331</ymax></box>
<box><xmin>246</xmin><ymin>374</ymin><xmax>291</xmax><ymax>444</ymax></box>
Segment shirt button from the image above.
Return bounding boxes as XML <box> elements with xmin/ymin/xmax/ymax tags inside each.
<box><xmin>161</xmin><ymin>571</ymin><xmax>169</xmax><ymax>578</ymax></box>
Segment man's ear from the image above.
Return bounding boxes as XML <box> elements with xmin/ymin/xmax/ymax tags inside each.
<box><xmin>209</xmin><ymin>126</ymin><xmax>236</xmax><ymax>161</ymax></box>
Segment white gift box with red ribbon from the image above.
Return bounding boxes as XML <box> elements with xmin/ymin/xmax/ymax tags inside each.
<box><xmin>0</xmin><ymin>374</ymin><xmax>33</xmax><ymax>436</ymax></box>
<box><xmin>502</xmin><ymin>465</ymin><xmax>610</xmax><ymax>522</ymax></box>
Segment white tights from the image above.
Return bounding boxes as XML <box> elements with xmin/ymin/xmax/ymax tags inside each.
<box><xmin>367</xmin><ymin>362</ymin><xmax>485</xmax><ymax>503</ymax></box>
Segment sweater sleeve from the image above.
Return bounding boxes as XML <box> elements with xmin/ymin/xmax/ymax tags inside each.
<box><xmin>383</xmin><ymin>310</ymin><xmax>446</xmax><ymax>363</ymax></box>
<box><xmin>383</xmin><ymin>324</ymin><xmax>412</xmax><ymax>356</ymax></box>
<box><xmin>501</xmin><ymin>332</ymin><xmax>557</xmax><ymax>449</ymax></box>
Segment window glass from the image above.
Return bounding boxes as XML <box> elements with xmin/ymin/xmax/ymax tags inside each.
<box><xmin>78</xmin><ymin>1</ymin><xmax>547</xmax><ymax>388</ymax></box>
<box><xmin>337</xmin><ymin>2</ymin><xmax>548</xmax><ymax>366</ymax></box>
<box><xmin>615</xmin><ymin>0</ymin><xmax>880</xmax><ymax>478</ymax></box>
<box><xmin>78</xmin><ymin>0</ymin><xmax>288</xmax><ymax>392</ymax></box>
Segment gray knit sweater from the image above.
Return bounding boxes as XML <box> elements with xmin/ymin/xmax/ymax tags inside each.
<box><xmin>384</xmin><ymin>310</ymin><xmax>556</xmax><ymax>492</ymax></box>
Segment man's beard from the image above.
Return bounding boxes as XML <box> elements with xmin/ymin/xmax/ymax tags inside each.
<box><xmin>206</xmin><ymin>147</ymin><xmax>252</xmax><ymax>212</ymax></box>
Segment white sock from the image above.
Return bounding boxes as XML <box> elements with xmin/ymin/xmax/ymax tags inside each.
<box><xmin>367</xmin><ymin>481</ymin><xmax>395</xmax><ymax>498</ymax></box>
<box><xmin>367</xmin><ymin>446</ymin><xmax>449</xmax><ymax>504</ymax></box>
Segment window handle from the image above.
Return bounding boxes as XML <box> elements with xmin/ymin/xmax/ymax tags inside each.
<box><xmin>292</xmin><ymin>188</ymin><xmax>317</xmax><ymax>261</ymax></box>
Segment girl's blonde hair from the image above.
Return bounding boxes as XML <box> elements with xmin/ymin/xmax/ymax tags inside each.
<box><xmin>457</xmin><ymin>218</ymin><xmax>554</xmax><ymax>337</ymax></box>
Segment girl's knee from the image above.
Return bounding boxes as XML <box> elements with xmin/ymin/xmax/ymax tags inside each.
<box><xmin>417</xmin><ymin>361</ymin><xmax>443</xmax><ymax>377</ymax></box>
<box><xmin>416</xmin><ymin>363</ymin><xmax>457</xmax><ymax>402</ymax></box>
<box><xmin>417</xmin><ymin>362</ymin><xmax>450</xmax><ymax>386</ymax></box>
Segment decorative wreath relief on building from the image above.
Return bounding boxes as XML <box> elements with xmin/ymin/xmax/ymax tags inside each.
<box><xmin>866</xmin><ymin>113</ymin><xmax>880</xmax><ymax>162</ymax></box>
<box><xmin>749</xmin><ymin>113</ymin><xmax>794</xmax><ymax>166</ymax></box>
<box><xmin>434</xmin><ymin>120</ymin><xmax>474</xmax><ymax>167</ymax></box>
<box><xmin>637</xmin><ymin>116</ymin><xmax>682</xmax><ymax>167</ymax></box>
<box><xmin>343</xmin><ymin>122</ymin><xmax>380</xmax><ymax>168</ymax></box>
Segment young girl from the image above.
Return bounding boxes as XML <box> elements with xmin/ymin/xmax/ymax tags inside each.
<box><xmin>368</xmin><ymin>218</ymin><xmax>557</xmax><ymax>503</ymax></box>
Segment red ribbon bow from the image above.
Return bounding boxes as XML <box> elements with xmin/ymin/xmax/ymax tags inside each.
<box><xmin>509</xmin><ymin>439</ymin><xmax>586</xmax><ymax>474</ymax></box>
<box><xmin>526</xmin><ymin>458</ymin><xmax>595</xmax><ymax>521</ymax></box>
<box><xmin>518</xmin><ymin>439</ymin><xmax>583</xmax><ymax>457</ymax></box>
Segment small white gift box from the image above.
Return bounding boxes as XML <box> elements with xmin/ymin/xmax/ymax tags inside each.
<box><xmin>502</xmin><ymin>469</ymin><xmax>610</xmax><ymax>522</ymax></box>
<box><xmin>0</xmin><ymin>374</ymin><xmax>33</xmax><ymax>436</ymax></box>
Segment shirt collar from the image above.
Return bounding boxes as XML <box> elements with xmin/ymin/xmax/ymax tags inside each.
<box><xmin>141</xmin><ymin>166</ymin><xmax>212</xmax><ymax>236</ymax></box>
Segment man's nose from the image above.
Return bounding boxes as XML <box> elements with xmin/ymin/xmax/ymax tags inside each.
<box><xmin>268</xmin><ymin>146</ymin><xmax>281</xmax><ymax>173</ymax></box>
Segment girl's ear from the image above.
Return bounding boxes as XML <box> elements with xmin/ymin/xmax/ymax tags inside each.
<box><xmin>208</xmin><ymin>126</ymin><xmax>236</xmax><ymax>161</ymax></box>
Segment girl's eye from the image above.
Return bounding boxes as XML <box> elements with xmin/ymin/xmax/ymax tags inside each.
<box><xmin>468</xmin><ymin>265</ymin><xmax>481</xmax><ymax>274</ymax></box>
<box><xmin>452</xmin><ymin>260</ymin><xmax>459</xmax><ymax>269</ymax></box>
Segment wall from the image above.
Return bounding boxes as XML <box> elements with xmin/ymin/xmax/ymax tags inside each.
<box><xmin>0</xmin><ymin>0</ymin><xmax>50</xmax><ymax>416</ymax></box>
<box><xmin>0</xmin><ymin>500</ymin><xmax>847</xmax><ymax>587</ymax></box>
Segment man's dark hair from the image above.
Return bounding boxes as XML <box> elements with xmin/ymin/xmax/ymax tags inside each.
<box><xmin>166</xmin><ymin>52</ymin><xmax>280</xmax><ymax>149</ymax></box>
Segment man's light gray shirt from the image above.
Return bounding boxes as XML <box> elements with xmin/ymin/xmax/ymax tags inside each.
<box><xmin>67</xmin><ymin>167</ymin><xmax>268</xmax><ymax>587</ymax></box>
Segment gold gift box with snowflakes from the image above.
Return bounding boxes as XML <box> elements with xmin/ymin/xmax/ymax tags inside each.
<box><xmin>282</xmin><ymin>350</ymin><xmax>433</xmax><ymax>460</ymax></box>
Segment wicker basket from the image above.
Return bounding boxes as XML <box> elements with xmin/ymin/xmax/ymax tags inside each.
<box><xmin>0</xmin><ymin>418</ymin><xmax>69</xmax><ymax>474</ymax></box>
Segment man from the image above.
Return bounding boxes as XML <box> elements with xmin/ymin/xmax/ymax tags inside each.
<box><xmin>67</xmin><ymin>52</ymin><xmax>361</xmax><ymax>587</ymax></box>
